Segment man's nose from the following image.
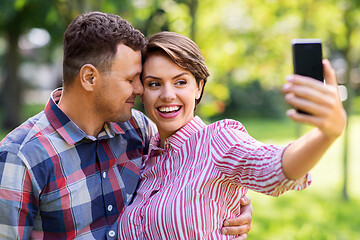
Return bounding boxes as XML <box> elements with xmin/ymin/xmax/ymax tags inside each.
<box><xmin>132</xmin><ymin>77</ymin><xmax>144</xmax><ymax>96</ymax></box>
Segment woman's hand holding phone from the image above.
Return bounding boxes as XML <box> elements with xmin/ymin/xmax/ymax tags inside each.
<box><xmin>283</xmin><ymin>59</ymin><xmax>347</xmax><ymax>140</ymax></box>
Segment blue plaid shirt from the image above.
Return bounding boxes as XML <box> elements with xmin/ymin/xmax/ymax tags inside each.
<box><xmin>0</xmin><ymin>88</ymin><xmax>155</xmax><ymax>239</ymax></box>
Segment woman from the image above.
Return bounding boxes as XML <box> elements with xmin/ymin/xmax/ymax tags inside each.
<box><xmin>118</xmin><ymin>31</ymin><xmax>346</xmax><ymax>239</ymax></box>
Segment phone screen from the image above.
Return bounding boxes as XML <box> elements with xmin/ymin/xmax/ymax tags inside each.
<box><xmin>292</xmin><ymin>39</ymin><xmax>323</xmax><ymax>81</ymax></box>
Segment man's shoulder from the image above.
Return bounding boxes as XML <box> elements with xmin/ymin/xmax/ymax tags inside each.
<box><xmin>130</xmin><ymin>109</ymin><xmax>149</xmax><ymax>124</ymax></box>
<box><xmin>0</xmin><ymin>110</ymin><xmax>52</xmax><ymax>155</ymax></box>
<box><xmin>130</xmin><ymin>109</ymin><xmax>152</xmax><ymax>129</ymax></box>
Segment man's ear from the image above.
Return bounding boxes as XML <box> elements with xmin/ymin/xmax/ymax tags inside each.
<box><xmin>79</xmin><ymin>64</ymin><xmax>99</xmax><ymax>91</ymax></box>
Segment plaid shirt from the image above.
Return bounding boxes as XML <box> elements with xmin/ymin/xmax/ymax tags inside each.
<box><xmin>0</xmin><ymin>88</ymin><xmax>154</xmax><ymax>240</ymax></box>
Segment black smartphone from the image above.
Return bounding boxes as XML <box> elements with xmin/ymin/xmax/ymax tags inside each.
<box><xmin>291</xmin><ymin>39</ymin><xmax>324</xmax><ymax>114</ymax></box>
<box><xmin>292</xmin><ymin>38</ymin><xmax>323</xmax><ymax>81</ymax></box>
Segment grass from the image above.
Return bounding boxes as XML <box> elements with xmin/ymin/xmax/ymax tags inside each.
<box><xmin>250</xmin><ymin>190</ymin><xmax>360</xmax><ymax>239</ymax></box>
<box><xmin>1</xmin><ymin>104</ymin><xmax>360</xmax><ymax>239</ymax></box>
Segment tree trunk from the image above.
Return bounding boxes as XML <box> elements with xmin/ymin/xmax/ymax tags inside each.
<box><xmin>341</xmin><ymin>56</ymin><xmax>353</xmax><ymax>201</ymax></box>
<box><xmin>189</xmin><ymin>0</ymin><xmax>198</xmax><ymax>41</ymax></box>
<box><xmin>1</xmin><ymin>26</ymin><xmax>21</xmax><ymax>130</ymax></box>
<box><xmin>341</xmin><ymin>6</ymin><xmax>355</xmax><ymax>201</ymax></box>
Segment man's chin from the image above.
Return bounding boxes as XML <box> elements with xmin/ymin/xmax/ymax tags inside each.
<box><xmin>111</xmin><ymin>112</ymin><xmax>132</xmax><ymax>124</ymax></box>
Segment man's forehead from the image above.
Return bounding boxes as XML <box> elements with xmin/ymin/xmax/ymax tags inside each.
<box><xmin>114</xmin><ymin>44</ymin><xmax>142</xmax><ymax>70</ymax></box>
<box><xmin>116</xmin><ymin>43</ymin><xmax>139</xmax><ymax>55</ymax></box>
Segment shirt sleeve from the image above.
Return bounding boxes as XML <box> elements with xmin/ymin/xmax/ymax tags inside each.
<box><xmin>131</xmin><ymin>109</ymin><xmax>158</xmax><ymax>155</ymax></box>
<box><xmin>210</xmin><ymin>120</ymin><xmax>311</xmax><ymax>197</ymax></box>
<box><xmin>0</xmin><ymin>150</ymin><xmax>38</xmax><ymax>239</ymax></box>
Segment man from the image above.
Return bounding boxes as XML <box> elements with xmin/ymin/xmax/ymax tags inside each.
<box><xmin>0</xmin><ymin>12</ymin><xmax>252</xmax><ymax>239</ymax></box>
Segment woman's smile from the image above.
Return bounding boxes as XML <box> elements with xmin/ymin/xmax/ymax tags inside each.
<box><xmin>156</xmin><ymin>105</ymin><xmax>182</xmax><ymax>118</ymax></box>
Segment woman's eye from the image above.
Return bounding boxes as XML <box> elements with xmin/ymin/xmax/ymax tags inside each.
<box><xmin>148</xmin><ymin>82</ymin><xmax>160</xmax><ymax>87</ymax></box>
<box><xmin>175</xmin><ymin>80</ymin><xmax>187</xmax><ymax>86</ymax></box>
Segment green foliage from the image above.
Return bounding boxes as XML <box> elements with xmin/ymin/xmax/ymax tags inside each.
<box><xmin>353</xmin><ymin>96</ymin><xmax>360</xmax><ymax>114</ymax></box>
<box><xmin>0</xmin><ymin>0</ymin><xmax>61</xmax><ymax>33</ymax></box>
<box><xmin>237</xmin><ymin>118</ymin><xmax>297</xmax><ymax>142</ymax></box>
<box><xmin>212</xmin><ymin>80</ymin><xmax>288</xmax><ymax>119</ymax></box>
<box><xmin>1</xmin><ymin>0</ymin><xmax>360</xmax><ymax>121</ymax></box>
<box><xmin>183</xmin><ymin>0</ymin><xmax>360</xmax><ymax>119</ymax></box>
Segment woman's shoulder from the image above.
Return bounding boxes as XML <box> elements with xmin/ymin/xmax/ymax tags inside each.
<box><xmin>208</xmin><ymin>119</ymin><xmax>246</xmax><ymax>133</ymax></box>
<box><xmin>204</xmin><ymin>119</ymin><xmax>253</xmax><ymax>144</ymax></box>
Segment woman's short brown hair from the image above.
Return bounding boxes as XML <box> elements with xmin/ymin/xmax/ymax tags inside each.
<box><xmin>142</xmin><ymin>31</ymin><xmax>210</xmax><ymax>107</ymax></box>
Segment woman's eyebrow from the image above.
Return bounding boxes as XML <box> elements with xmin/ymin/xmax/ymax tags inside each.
<box><xmin>143</xmin><ymin>72</ymin><xmax>189</xmax><ymax>81</ymax></box>
<box><xmin>172</xmin><ymin>72</ymin><xmax>189</xmax><ymax>79</ymax></box>
<box><xmin>143</xmin><ymin>75</ymin><xmax>161</xmax><ymax>80</ymax></box>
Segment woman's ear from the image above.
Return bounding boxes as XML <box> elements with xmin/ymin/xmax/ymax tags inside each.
<box><xmin>79</xmin><ymin>64</ymin><xmax>99</xmax><ymax>91</ymax></box>
<box><xmin>195</xmin><ymin>80</ymin><xmax>205</xmax><ymax>100</ymax></box>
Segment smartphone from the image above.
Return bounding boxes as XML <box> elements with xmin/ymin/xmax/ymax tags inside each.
<box><xmin>292</xmin><ymin>39</ymin><xmax>323</xmax><ymax>81</ymax></box>
<box><xmin>291</xmin><ymin>39</ymin><xmax>324</xmax><ymax>113</ymax></box>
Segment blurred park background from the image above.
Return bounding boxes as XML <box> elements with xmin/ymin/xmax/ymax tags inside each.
<box><xmin>0</xmin><ymin>0</ymin><xmax>359</xmax><ymax>239</ymax></box>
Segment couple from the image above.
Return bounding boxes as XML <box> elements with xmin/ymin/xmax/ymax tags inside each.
<box><xmin>0</xmin><ymin>11</ymin><xmax>346</xmax><ymax>239</ymax></box>
<box><xmin>0</xmin><ymin>11</ymin><xmax>251</xmax><ymax>239</ymax></box>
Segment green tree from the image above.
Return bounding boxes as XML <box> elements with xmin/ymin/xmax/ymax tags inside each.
<box><xmin>331</xmin><ymin>0</ymin><xmax>360</xmax><ymax>200</ymax></box>
<box><xmin>0</xmin><ymin>0</ymin><xmax>65</xmax><ymax>130</ymax></box>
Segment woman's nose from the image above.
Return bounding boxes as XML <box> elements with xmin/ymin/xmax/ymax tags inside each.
<box><xmin>160</xmin><ymin>84</ymin><xmax>176</xmax><ymax>101</ymax></box>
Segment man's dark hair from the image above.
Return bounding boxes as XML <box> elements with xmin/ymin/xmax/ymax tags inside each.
<box><xmin>63</xmin><ymin>11</ymin><xmax>146</xmax><ymax>86</ymax></box>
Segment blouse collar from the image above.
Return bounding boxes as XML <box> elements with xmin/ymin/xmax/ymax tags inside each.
<box><xmin>148</xmin><ymin>116</ymin><xmax>207</xmax><ymax>156</ymax></box>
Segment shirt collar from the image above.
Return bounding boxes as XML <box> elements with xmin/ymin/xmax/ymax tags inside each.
<box><xmin>45</xmin><ymin>88</ymin><xmax>125</xmax><ymax>145</ymax></box>
<box><xmin>148</xmin><ymin>116</ymin><xmax>206</xmax><ymax>155</ymax></box>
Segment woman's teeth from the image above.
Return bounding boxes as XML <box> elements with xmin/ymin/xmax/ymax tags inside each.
<box><xmin>158</xmin><ymin>106</ymin><xmax>180</xmax><ymax>113</ymax></box>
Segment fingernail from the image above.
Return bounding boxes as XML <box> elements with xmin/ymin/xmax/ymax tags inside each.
<box><xmin>285</xmin><ymin>93</ymin><xmax>292</xmax><ymax>100</ymax></box>
<box><xmin>287</xmin><ymin>109</ymin><xmax>295</xmax><ymax>116</ymax></box>
<box><xmin>286</xmin><ymin>75</ymin><xmax>294</xmax><ymax>82</ymax></box>
<box><xmin>223</xmin><ymin>221</ymin><xmax>229</xmax><ymax>227</ymax></box>
<box><xmin>222</xmin><ymin>228</ymin><xmax>227</xmax><ymax>234</ymax></box>
<box><xmin>283</xmin><ymin>83</ymin><xmax>292</xmax><ymax>90</ymax></box>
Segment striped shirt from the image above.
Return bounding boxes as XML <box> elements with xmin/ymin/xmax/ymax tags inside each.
<box><xmin>118</xmin><ymin>116</ymin><xmax>311</xmax><ymax>239</ymax></box>
<box><xmin>0</xmin><ymin>88</ymin><xmax>154</xmax><ymax>239</ymax></box>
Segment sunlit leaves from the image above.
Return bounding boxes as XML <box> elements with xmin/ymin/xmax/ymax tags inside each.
<box><xmin>1</xmin><ymin>0</ymin><xmax>359</xmax><ymax>120</ymax></box>
<box><xmin>185</xmin><ymin>0</ymin><xmax>360</xmax><ymax>118</ymax></box>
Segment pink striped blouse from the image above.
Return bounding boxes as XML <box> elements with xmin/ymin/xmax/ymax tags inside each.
<box><xmin>118</xmin><ymin>116</ymin><xmax>311</xmax><ymax>239</ymax></box>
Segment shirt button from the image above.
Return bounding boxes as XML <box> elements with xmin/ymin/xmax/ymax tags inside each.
<box><xmin>107</xmin><ymin>205</ymin><xmax>113</xmax><ymax>212</ymax></box>
<box><xmin>108</xmin><ymin>230</ymin><xmax>115</xmax><ymax>237</ymax></box>
<box><xmin>102</xmin><ymin>172</ymin><xmax>107</xmax><ymax>179</ymax></box>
